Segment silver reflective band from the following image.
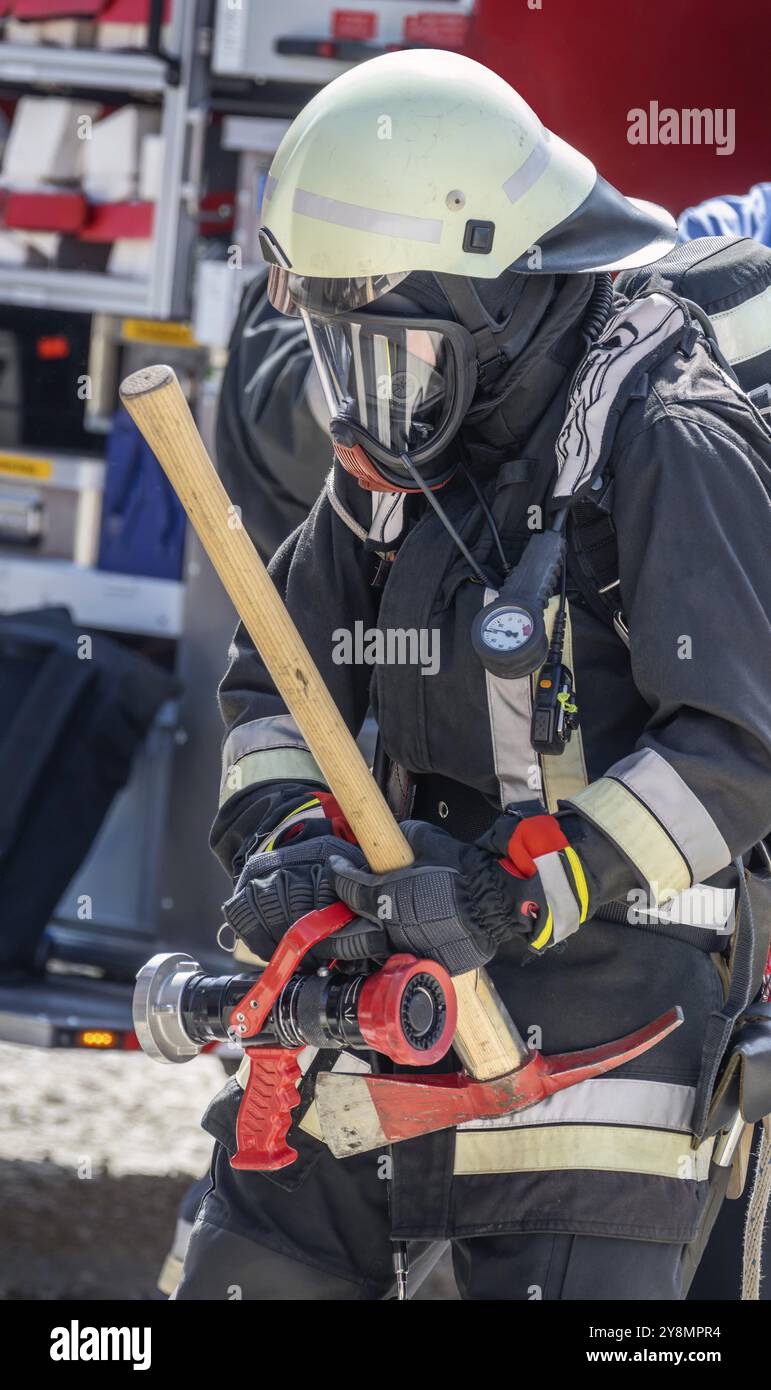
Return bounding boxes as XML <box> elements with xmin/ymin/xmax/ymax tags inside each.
<box><xmin>482</xmin><ymin>587</ymin><xmax>537</xmax><ymax>809</ymax></box>
<box><xmin>292</xmin><ymin>187</ymin><xmax>443</xmax><ymax>244</ymax></box>
<box><xmin>502</xmin><ymin>129</ymin><xmax>551</xmax><ymax>205</ymax></box>
<box><xmin>567</xmin><ymin>775</ymin><xmax>690</xmax><ymax>902</ymax></box>
<box><xmin>536</xmin><ymin>850</ymin><xmax>581</xmax><ymax>943</ymax></box>
<box><xmin>607</xmin><ymin>747</ymin><xmax>731</xmax><ymax>885</ymax></box>
<box><xmin>453</xmin><ymin>1125</ymin><xmax>715</xmax><ymax>1179</ymax></box>
<box><xmin>712</xmin><ymin>279</ymin><xmax>771</xmax><ymax>365</ymax></box>
<box><xmin>459</xmin><ymin>1076</ymin><xmax>696</xmax><ymax>1133</ymax></box>
<box><xmin>220</xmin><ymin>714</ymin><xmax>325</xmax><ymax>805</ymax></box>
<box><xmin>222</xmin><ymin>712</ymin><xmax>316</xmax><ymax>768</ymax></box>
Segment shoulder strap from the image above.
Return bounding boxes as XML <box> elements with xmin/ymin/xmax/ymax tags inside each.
<box><xmin>566</xmin><ymin>492</ymin><xmax>622</xmax><ymax>630</ymax></box>
<box><xmin>558</xmin><ymin>292</ymin><xmax>696</xmax><ymax>640</ymax></box>
<box><xmin>553</xmin><ymin>292</ymin><xmax>694</xmax><ymax>505</ymax></box>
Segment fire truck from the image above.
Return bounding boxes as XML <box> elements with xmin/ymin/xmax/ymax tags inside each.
<box><xmin>0</xmin><ymin>0</ymin><xmax>765</xmax><ymax>1054</ymax></box>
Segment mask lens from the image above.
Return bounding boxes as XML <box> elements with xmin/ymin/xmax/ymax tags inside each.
<box><xmin>303</xmin><ymin>313</ymin><xmax>454</xmax><ymax>460</ymax></box>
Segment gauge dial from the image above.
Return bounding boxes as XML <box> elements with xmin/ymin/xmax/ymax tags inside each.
<box><xmin>481</xmin><ymin>606</ymin><xmax>534</xmax><ymax>652</ymax></box>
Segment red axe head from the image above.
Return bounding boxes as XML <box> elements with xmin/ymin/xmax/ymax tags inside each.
<box><xmin>315</xmin><ymin>1007</ymin><xmax>684</xmax><ymax>1157</ymax></box>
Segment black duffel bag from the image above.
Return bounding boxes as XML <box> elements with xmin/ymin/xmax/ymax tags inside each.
<box><xmin>0</xmin><ymin>607</ymin><xmax>177</xmax><ymax>975</ymax></box>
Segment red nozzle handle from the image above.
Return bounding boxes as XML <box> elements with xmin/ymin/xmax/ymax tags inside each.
<box><xmin>232</xmin><ymin>900</ymin><xmax>355</xmax><ymax>1042</ymax></box>
<box><xmin>231</xmin><ymin>1046</ymin><xmax>304</xmax><ymax>1171</ymax></box>
<box><xmin>229</xmin><ymin>902</ymin><xmax>354</xmax><ymax>1171</ymax></box>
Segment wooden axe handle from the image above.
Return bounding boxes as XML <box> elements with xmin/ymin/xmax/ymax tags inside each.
<box><xmin>119</xmin><ymin>365</ymin><xmax>525</xmax><ymax>1082</ymax></box>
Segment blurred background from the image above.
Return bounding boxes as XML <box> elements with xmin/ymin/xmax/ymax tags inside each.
<box><xmin>0</xmin><ymin>0</ymin><xmax>767</xmax><ymax>1300</ymax></box>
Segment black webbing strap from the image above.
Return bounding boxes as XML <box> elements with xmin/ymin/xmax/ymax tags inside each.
<box><xmin>566</xmin><ymin>494</ymin><xmax>620</xmax><ymax>628</ymax></box>
<box><xmin>598</xmin><ymin>896</ymin><xmax>733</xmax><ymax>953</ymax></box>
<box><xmin>434</xmin><ymin>274</ymin><xmax>500</xmax><ymax>369</ymax></box>
<box><xmin>691</xmin><ymin>862</ymin><xmax>758</xmax><ymax>1140</ymax></box>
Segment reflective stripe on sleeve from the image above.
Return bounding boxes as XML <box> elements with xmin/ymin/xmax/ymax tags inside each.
<box><xmin>565</xmin><ymin>777</ymin><xmax>692</xmax><ymax>904</ymax></box>
<box><xmin>711</xmin><ymin>279</ymin><xmax>771</xmax><ymax>365</ymax></box>
<box><xmin>220</xmin><ymin>714</ymin><xmax>325</xmax><ymax>806</ymax></box>
<box><xmin>604</xmin><ymin>748</ymin><xmax>731</xmax><ymax>885</ymax></box>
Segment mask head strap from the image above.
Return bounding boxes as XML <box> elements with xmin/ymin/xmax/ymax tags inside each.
<box><xmin>434</xmin><ymin>274</ymin><xmax>501</xmax><ymax>369</ymax></box>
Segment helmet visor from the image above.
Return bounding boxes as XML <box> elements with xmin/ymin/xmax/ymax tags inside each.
<box><xmin>302</xmin><ymin>310</ymin><xmax>460</xmax><ymax>460</ymax></box>
<box><xmin>267</xmin><ymin>265</ymin><xmax>409</xmax><ymax>317</ymax></box>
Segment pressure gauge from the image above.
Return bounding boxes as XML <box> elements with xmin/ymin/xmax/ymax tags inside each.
<box><xmin>472</xmin><ymin>598</ymin><xmax>546</xmax><ymax>676</ymax></box>
<box><xmin>479</xmin><ymin>605</ymin><xmax>534</xmax><ymax>651</ymax></box>
<box><xmin>470</xmin><ymin>528</ymin><xmax>567</xmax><ymax>680</ymax></box>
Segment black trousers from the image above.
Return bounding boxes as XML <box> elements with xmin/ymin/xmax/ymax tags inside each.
<box><xmin>174</xmin><ymin>1142</ymin><xmax>726</xmax><ymax>1301</ymax></box>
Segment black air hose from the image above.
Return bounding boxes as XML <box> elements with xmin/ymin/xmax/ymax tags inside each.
<box><xmin>582</xmin><ymin>273</ymin><xmax>614</xmax><ymax>343</ymax></box>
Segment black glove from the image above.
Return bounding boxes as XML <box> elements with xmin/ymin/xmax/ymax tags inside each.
<box><xmin>327</xmin><ymin>820</ymin><xmax>545</xmax><ymax>976</ymax></box>
<box><xmin>222</xmin><ymin>834</ymin><xmax>370</xmax><ymax>965</ymax></box>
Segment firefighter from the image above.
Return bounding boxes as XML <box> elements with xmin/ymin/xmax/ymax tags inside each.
<box><xmin>215</xmin><ymin>265</ymin><xmax>331</xmax><ymax>562</ymax></box>
<box><xmin>175</xmin><ymin>50</ymin><xmax>771</xmax><ymax>1300</ymax></box>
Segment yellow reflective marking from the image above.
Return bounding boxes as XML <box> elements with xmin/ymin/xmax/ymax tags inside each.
<box><xmin>0</xmin><ymin>452</ymin><xmax>52</xmax><ymax>480</ymax></box>
<box><xmin>121</xmin><ymin>319</ymin><xmax>198</xmax><ymax>347</ymax></box>
<box><xmin>263</xmin><ymin>797</ymin><xmax>322</xmax><ymax>851</ymax></box>
<box><xmin>531</xmin><ymin>908</ymin><xmax>553</xmax><ymax>951</ymax></box>
<box><xmin>564</xmin><ymin>845</ymin><xmax>589</xmax><ymax>922</ymax></box>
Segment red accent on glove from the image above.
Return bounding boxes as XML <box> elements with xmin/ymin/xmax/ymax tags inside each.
<box><xmin>316</xmin><ymin>792</ymin><xmax>358</xmax><ymax>845</ymax></box>
<box><xmin>501</xmin><ymin>814</ymin><xmax>568</xmax><ymax>879</ymax></box>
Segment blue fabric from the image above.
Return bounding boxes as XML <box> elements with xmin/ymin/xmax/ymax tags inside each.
<box><xmin>98</xmin><ymin>408</ymin><xmax>186</xmax><ymax>581</ymax></box>
<box><xmin>678</xmin><ymin>182</ymin><xmax>771</xmax><ymax>246</ymax></box>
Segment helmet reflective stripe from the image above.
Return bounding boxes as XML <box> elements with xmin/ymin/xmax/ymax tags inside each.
<box><xmin>286</xmin><ymin>133</ymin><xmax>553</xmax><ymax>243</ymax></box>
<box><xmin>502</xmin><ymin>129</ymin><xmax>552</xmax><ymax>205</ymax></box>
<box><xmin>292</xmin><ymin>188</ymin><xmax>444</xmax><ymax>245</ymax></box>
<box><xmin>260</xmin><ymin>49</ymin><xmax>675</xmax><ymax>282</ymax></box>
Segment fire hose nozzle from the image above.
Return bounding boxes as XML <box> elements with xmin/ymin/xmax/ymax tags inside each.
<box><xmin>133</xmin><ymin>952</ymin><xmax>205</xmax><ymax>1063</ymax></box>
<box><xmin>133</xmin><ymin>935</ymin><xmax>458</xmax><ymax>1070</ymax></box>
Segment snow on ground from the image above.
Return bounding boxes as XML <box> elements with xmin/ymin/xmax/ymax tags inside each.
<box><xmin>0</xmin><ymin>1042</ymin><xmax>222</xmax><ymax>1177</ymax></box>
<box><xmin>0</xmin><ymin>1043</ymin><xmax>457</xmax><ymax>1299</ymax></box>
<box><xmin>0</xmin><ymin>1043</ymin><xmax>222</xmax><ymax>1299</ymax></box>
